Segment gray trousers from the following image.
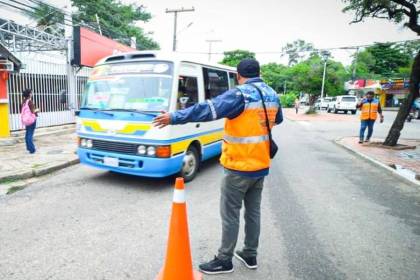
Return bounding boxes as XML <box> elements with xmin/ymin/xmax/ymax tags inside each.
<box><xmin>217</xmin><ymin>170</ymin><xmax>264</xmax><ymax>260</ymax></box>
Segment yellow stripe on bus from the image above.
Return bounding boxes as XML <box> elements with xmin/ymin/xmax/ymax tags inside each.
<box><xmin>171</xmin><ymin>130</ymin><xmax>223</xmax><ymax>156</ymax></box>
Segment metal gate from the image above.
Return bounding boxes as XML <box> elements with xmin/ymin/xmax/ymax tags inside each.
<box><xmin>7</xmin><ymin>53</ymin><xmax>90</xmax><ymax>131</ymax></box>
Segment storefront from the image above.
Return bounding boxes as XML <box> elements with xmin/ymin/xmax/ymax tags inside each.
<box><xmin>378</xmin><ymin>79</ymin><xmax>410</xmax><ymax>108</ymax></box>
<box><xmin>0</xmin><ymin>43</ymin><xmax>21</xmax><ymax>137</ymax></box>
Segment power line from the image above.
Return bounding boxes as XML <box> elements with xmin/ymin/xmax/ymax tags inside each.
<box><xmin>178</xmin><ymin>38</ymin><xmax>420</xmax><ymax>56</ymax></box>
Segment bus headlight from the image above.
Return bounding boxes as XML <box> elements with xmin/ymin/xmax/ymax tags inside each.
<box><xmin>86</xmin><ymin>139</ymin><xmax>93</xmax><ymax>148</ymax></box>
<box><xmin>137</xmin><ymin>145</ymin><xmax>146</xmax><ymax>155</ymax></box>
<box><xmin>80</xmin><ymin>138</ymin><xmax>87</xmax><ymax>147</ymax></box>
<box><xmin>147</xmin><ymin>146</ymin><xmax>156</xmax><ymax>156</ymax></box>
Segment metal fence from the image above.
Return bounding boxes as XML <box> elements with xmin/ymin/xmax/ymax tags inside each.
<box><xmin>7</xmin><ymin>53</ymin><xmax>90</xmax><ymax>131</ymax></box>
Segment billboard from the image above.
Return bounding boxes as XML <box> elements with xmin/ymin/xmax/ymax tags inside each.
<box><xmin>72</xmin><ymin>26</ymin><xmax>136</xmax><ymax>68</ymax></box>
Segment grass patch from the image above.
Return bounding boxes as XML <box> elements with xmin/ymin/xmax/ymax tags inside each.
<box><xmin>31</xmin><ymin>163</ymin><xmax>45</xmax><ymax>168</ymax></box>
<box><xmin>0</xmin><ymin>177</ymin><xmax>19</xmax><ymax>184</ymax></box>
<box><xmin>6</xmin><ymin>186</ymin><xmax>25</xmax><ymax>195</ymax></box>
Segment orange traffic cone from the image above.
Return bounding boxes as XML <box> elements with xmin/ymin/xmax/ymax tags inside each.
<box><xmin>155</xmin><ymin>177</ymin><xmax>202</xmax><ymax>280</ymax></box>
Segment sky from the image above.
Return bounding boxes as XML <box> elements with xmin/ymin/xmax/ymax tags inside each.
<box><xmin>1</xmin><ymin>0</ymin><xmax>418</xmax><ymax>66</ymax></box>
<box><xmin>133</xmin><ymin>0</ymin><xmax>418</xmax><ymax>65</ymax></box>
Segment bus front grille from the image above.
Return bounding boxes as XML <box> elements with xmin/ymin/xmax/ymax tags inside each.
<box><xmin>91</xmin><ymin>139</ymin><xmax>138</xmax><ymax>155</ymax></box>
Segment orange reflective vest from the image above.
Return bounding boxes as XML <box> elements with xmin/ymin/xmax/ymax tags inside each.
<box><xmin>360</xmin><ymin>99</ymin><xmax>379</xmax><ymax>120</ymax></box>
<box><xmin>220</xmin><ymin>83</ymin><xmax>279</xmax><ymax>172</ymax></box>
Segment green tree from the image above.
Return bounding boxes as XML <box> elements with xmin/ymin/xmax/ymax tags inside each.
<box><xmin>25</xmin><ymin>0</ymin><xmax>159</xmax><ymax>50</ymax></box>
<box><xmin>24</xmin><ymin>2</ymin><xmax>65</xmax><ymax>33</ymax></box>
<box><xmin>287</xmin><ymin>55</ymin><xmax>349</xmax><ymax>100</ymax></box>
<box><xmin>281</xmin><ymin>40</ymin><xmax>315</xmax><ymax>66</ymax></box>
<box><xmin>220</xmin><ymin>50</ymin><xmax>256</xmax><ymax>67</ymax></box>
<box><xmin>260</xmin><ymin>63</ymin><xmax>288</xmax><ymax>93</ymax></box>
<box><xmin>365</xmin><ymin>43</ymin><xmax>411</xmax><ymax>76</ymax></box>
<box><xmin>342</xmin><ymin>0</ymin><xmax>420</xmax><ymax>146</ymax></box>
<box><xmin>72</xmin><ymin>0</ymin><xmax>159</xmax><ymax>50</ymax></box>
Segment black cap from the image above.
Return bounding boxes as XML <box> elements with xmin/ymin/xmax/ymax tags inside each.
<box><xmin>237</xmin><ymin>59</ymin><xmax>260</xmax><ymax>78</ymax></box>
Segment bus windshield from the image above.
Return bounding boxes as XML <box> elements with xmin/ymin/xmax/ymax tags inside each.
<box><xmin>81</xmin><ymin>61</ymin><xmax>173</xmax><ymax>112</ymax></box>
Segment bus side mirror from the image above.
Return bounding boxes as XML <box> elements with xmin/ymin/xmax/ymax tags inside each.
<box><xmin>75</xmin><ymin>110</ymin><xmax>80</xmax><ymax>116</ymax></box>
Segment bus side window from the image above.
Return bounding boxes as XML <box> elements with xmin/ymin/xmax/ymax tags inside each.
<box><xmin>177</xmin><ymin>76</ymin><xmax>199</xmax><ymax>110</ymax></box>
<box><xmin>228</xmin><ymin>72</ymin><xmax>238</xmax><ymax>89</ymax></box>
<box><xmin>203</xmin><ymin>67</ymin><xmax>229</xmax><ymax>99</ymax></box>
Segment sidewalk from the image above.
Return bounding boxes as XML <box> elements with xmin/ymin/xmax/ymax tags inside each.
<box><xmin>0</xmin><ymin>128</ymin><xmax>78</xmax><ymax>194</ymax></box>
<box><xmin>336</xmin><ymin>137</ymin><xmax>420</xmax><ymax>186</ymax></box>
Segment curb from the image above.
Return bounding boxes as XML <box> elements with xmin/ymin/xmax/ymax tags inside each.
<box><xmin>0</xmin><ymin>158</ymin><xmax>80</xmax><ymax>183</ymax></box>
<box><xmin>334</xmin><ymin>139</ymin><xmax>420</xmax><ymax>187</ymax></box>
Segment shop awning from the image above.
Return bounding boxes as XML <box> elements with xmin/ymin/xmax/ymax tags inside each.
<box><xmin>0</xmin><ymin>43</ymin><xmax>21</xmax><ymax>72</ymax></box>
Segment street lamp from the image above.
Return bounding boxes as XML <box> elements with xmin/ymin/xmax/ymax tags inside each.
<box><xmin>320</xmin><ymin>51</ymin><xmax>330</xmax><ymax>99</ymax></box>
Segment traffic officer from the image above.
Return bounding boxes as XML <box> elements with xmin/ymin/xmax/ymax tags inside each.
<box><xmin>153</xmin><ymin>59</ymin><xmax>283</xmax><ymax>275</ymax></box>
<box><xmin>357</xmin><ymin>91</ymin><xmax>384</xmax><ymax>143</ymax></box>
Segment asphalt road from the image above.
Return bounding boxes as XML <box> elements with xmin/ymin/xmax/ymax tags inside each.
<box><xmin>0</xmin><ymin>115</ymin><xmax>419</xmax><ymax>280</ymax></box>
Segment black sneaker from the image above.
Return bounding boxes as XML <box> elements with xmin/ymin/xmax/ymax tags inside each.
<box><xmin>358</xmin><ymin>140</ymin><xmax>363</xmax><ymax>144</ymax></box>
<box><xmin>234</xmin><ymin>250</ymin><xmax>258</xmax><ymax>269</ymax></box>
<box><xmin>199</xmin><ymin>256</ymin><xmax>234</xmax><ymax>275</ymax></box>
<box><xmin>364</xmin><ymin>138</ymin><xmax>370</xmax><ymax>143</ymax></box>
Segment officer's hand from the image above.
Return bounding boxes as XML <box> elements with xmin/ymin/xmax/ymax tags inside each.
<box><xmin>153</xmin><ymin>112</ymin><xmax>171</xmax><ymax>129</ymax></box>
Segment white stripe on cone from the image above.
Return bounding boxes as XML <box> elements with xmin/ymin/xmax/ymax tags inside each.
<box><xmin>173</xmin><ymin>189</ymin><xmax>186</xmax><ymax>203</ymax></box>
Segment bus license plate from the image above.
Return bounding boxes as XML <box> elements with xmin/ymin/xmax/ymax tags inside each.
<box><xmin>104</xmin><ymin>157</ymin><xmax>119</xmax><ymax>167</ymax></box>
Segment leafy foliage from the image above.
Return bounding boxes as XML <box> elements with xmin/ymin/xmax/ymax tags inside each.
<box><xmin>25</xmin><ymin>0</ymin><xmax>159</xmax><ymax>50</ymax></box>
<box><xmin>280</xmin><ymin>92</ymin><xmax>298</xmax><ymax>108</ymax></box>
<box><xmin>261</xmin><ymin>54</ymin><xmax>349</xmax><ymax>98</ymax></box>
<box><xmin>23</xmin><ymin>2</ymin><xmax>65</xmax><ymax>32</ymax></box>
<box><xmin>342</xmin><ymin>0</ymin><xmax>420</xmax><ymax>35</ymax></box>
<box><xmin>220</xmin><ymin>50</ymin><xmax>256</xmax><ymax>67</ymax></box>
<box><xmin>72</xmin><ymin>0</ymin><xmax>159</xmax><ymax>49</ymax></box>
<box><xmin>281</xmin><ymin>40</ymin><xmax>315</xmax><ymax>66</ymax></box>
<box><xmin>260</xmin><ymin>63</ymin><xmax>288</xmax><ymax>93</ymax></box>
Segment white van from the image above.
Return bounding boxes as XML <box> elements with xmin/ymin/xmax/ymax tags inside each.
<box><xmin>327</xmin><ymin>95</ymin><xmax>358</xmax><ymax>114</ymax></box>
<box><xmin>77</xmin><ymin>51</ymin><xmax>237</xmax><ymax>181</ymax></box>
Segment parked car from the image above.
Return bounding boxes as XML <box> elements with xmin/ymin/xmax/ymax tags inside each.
<box><xmin>314</xmin><ymin>99</ymin><xmax>321</xmax><ymax>109</ymax></box>
<box><xmin>327</xmin><ymin>95</ymin><xmax>358</xmax><ymax>114</ymax></box>
<box><xmin>319</xmin><ymin>97</ymin><xmax>333</xmax><ymax>110</ymax></box>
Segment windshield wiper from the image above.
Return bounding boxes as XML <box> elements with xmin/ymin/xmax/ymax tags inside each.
<box><xmin>107</xmin><ymin>108</ymin><xmax>161</xmax><ymax>116</ymax></box>
<box><xmin>79</xmin><ymin>107</ymin><xmax>114</xmax><ymax>116</ymax></box>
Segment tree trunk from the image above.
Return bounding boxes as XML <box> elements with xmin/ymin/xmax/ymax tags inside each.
<box><xmin>306</xmin><ymin>95</ymin><xmax>318</xmax><ymax>114</ymax></box>
<box><xmin>383</xmin><ymin>51</ymin><xmax>420</xmax><ymax>146</ymax></box>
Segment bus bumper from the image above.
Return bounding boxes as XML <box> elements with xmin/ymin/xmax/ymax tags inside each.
<box><xmin>77</xmin><ymin>148</ymin><xmax>184</xmax><ymax>178</ymax></box>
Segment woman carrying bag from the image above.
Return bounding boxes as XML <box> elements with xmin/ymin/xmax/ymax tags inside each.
<box><xmin>21</xmin><ymin>88</ymin><xmax>39</xmax><ymax>154</ymax></box>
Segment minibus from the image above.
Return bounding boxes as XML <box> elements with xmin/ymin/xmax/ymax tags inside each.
<box><xmin>77</xmin><ymin>51</ymin><xmax>238</xmax><ymax>181</ymax></box>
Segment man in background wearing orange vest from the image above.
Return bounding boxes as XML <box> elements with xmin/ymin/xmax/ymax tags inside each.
<box><xmin>153</xmin><ymin>59</ymin><xmax>283</xmax><ymax>275</ymax></box>
<box><xmin>357</xmin><ymin>91</ymin><xmax>384</xmax><ymax>144</ymax></box>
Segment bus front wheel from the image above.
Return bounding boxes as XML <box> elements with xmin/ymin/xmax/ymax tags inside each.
<box><xmin>180</xmin><ymin>146</ymin><xmax>200</xmax><ymax>182</ymax></box>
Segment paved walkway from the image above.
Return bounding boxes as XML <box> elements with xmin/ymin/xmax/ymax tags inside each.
<box><xmin>337</xmin><ymin>137</ymin><xmax>420</xmax><ymax>185</ymax></box>
<box><xmin>0</xmin><ymin>130</ymin><xmax>78</xmax><ymax>194</ymax></box>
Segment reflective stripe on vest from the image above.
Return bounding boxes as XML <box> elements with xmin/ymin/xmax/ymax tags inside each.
<box><xmin>223</xmin><ymin>134</ymin><xmax>269</xmax><ymax>144</ymax></box>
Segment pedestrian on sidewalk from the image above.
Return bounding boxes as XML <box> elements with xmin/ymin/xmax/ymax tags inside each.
<box><xmin>153</xmin><ymin>59</ymin><xmax>283</xmax><ymax>275</ymax></box>
<box><xmin>21</xmin><ymin>88</ymin><xmax>39</xmax><ymax>154</ymax></box>
<box><xmin>294</xmin><ymin>98</ymin><xmax>299</xmax><ymax>114</ymax></box>
<box><xmin>357</xmin><ymin>91</ymin><xmax>383</xmax><ymax>144</ymax></box>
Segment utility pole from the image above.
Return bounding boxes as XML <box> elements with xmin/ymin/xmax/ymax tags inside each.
<box><xmin>283</xmin><ymin>81</ymin><xmax>287</xmax><ymax>95</ymax></box>
<box><xmin>64</xmin><ymin>1</ymin><xmax>77</xmax><ymax>112</ymax></box>
<box><xmin>320</xmin><ymin>51</ymin><xmax>330</xmax><ymax>99</ymax></box>
<box><xmin>165</xmin><ymin>7</ymin><xmax>195</xmax><ymax>51</ymax></box>
<box><xmin>352</xmin><ymin>47</ymin><xmax>360</xmax><ymax>81</ymax></box>
<box><xmin>206</xmin><ymin>39</ymin><xmax>222</xmax><ymax>61</ymax></box>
